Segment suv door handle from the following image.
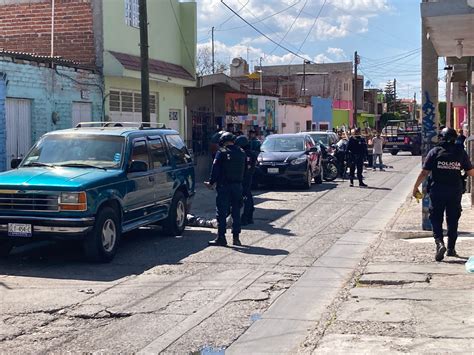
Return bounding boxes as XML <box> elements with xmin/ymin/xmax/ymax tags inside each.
<box><xmin>149</xmin><ymin>176</ymin><xmax>155</xmax><ymax>182</ymax></box>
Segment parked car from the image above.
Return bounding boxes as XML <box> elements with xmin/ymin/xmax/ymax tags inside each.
<box><xmin>0</xmin><ymin>122</ymin><xmax>195</xmax><ymax>262</ymax></box>
<box><xmin>255</xmin><ymin>133</ymin><xmax>322</xmax><ymax>189</ymax></box>
<box><xmin>382</xmin><ymin>120</ymin><xmax>422</xmax><ymax>156</ymax></box>
<box><xmin>301</xmin><ymin>131</ymin><xmax>339</xmax><ymax>152</ymax></box>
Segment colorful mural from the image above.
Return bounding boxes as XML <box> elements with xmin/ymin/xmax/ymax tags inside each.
<box><xmin>265</xmin><ymin>100</ymin><xmax>276</xmax><ymax>129</ymax></box>
<box><xmin>248</xmin><ymin>98</ymin><xmax>258</xmax><ymax>115</ymax></box>
<box><xmin>225</xmin><ymin>93</ymin><xmax>248</xmax><ymax>116</ymax></box>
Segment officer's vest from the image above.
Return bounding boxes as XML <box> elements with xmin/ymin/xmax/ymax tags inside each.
<box><xmin>431</xmin><ymin>144</ymin><xmax>463</xmax><ymax>188</ymax></box>
<box><xmin>220</xmin><ymin>146</ymin><xmax>246</xmax><ymax>183</ymax></box>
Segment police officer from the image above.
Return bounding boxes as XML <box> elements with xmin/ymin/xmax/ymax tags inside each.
<box><xmin>248</xmin><ymin>130</ymin><xmax>261</xmax><ymax>155</ymax></box>
<box><xmin>205</xmin><ymin>132</ymin><xmax>246</xmax><ymax>246</ymax></box>
<box><xmin>412</xmin><ymin>128</ymin><xmax>474</xmax><ymax>261</ymax></box>
<box><xmin>235</xmin><ymin>136</ymin><xmax>257</xmax><ymax>226</ymax></box>
<box><xmin>347</xmin><ymin>128</ymin><xmax>368</xmax><ymax>187</ymax></box>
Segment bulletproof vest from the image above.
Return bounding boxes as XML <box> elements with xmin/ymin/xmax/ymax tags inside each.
<box><xmin>431</xmin><ymin>144</ymin><xmax>463</xmax><ymax>188</ymax></box>
<box><xmin>221</xmin><ymin>146</ymin><xmax>246</xmax><ymax>183</ymax></box>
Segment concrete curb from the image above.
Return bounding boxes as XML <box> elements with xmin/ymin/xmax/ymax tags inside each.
<box><xmin>226</xmin><ymin>165</ymin><xmax>421</xmax><ymax>354</ymax></box>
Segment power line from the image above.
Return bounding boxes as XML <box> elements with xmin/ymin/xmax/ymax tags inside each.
<box><xmin>216</xmin><ymin>0</ymin><xmax>302</xmax><ymax>32</ymax></box>
<box><xmin>220</xmin><ymin>0</ymin><xmax>313</xmax><ymax>63</ymax></box>
<box><xmin>268</xmin><ymin>0</ymin><xmax>309</xmax><ymax>55</ymax></box>
<box><xmin>218</xmin><ymin>0</ymin><xmax>250</xmax><ymax>28</ymax></box>
<box><xmin>290</xmin><ymin>0</ymin><xmax>327</xmax><ymax>64</ymax></box>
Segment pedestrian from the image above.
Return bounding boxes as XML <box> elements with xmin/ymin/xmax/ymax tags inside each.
<box><xmin>347</xmin><ymin>128</ymin><xmax>368</xmax><ymax>187</ymax></box>
<box><xmin>372</xmin><ymin>132</ymin><xmax>385</xmax><ymax>171</ymax></box>
<box><xmin>235</xmin><ymin>136</ymin><xmax>257</xmax><ymax>226</ymax></box>
<box><xmin>456</xmin><ymin>129</ymin><xmax>466</xmax><ymax>146</ymax></box>
<box><xmin>205</xmin><ymin>132</ymin><xmax>246</xmax><ymax>247</ymax></box>
<box><xmin>248</xmin><ymin>129</ymin><xmax>261</xmax><ymax>154</ymax></box>
<box><xmin>412</xmin><ymin>128</ymin><xmax>474</xmax><ymax>261</ymax></box>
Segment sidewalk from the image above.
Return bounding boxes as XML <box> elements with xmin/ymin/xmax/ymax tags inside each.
<box><xmin>313</xmin><ymin>194</ymin><xmax>474</xmax><ymax>354</ymax></box>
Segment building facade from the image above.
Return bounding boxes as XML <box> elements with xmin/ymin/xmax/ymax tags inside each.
<box><xmin>0</xmin><ymin>52</ymin><xmax>102</xmax><ymax>171</ymax></box>
<box><xmin>0</xmin><ymin>0</ymin><xmax>197</xmax><ymax>136</ymax></box>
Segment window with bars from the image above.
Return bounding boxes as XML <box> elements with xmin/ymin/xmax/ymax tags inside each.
<box><xmin>109</xmin><ymin>90</ymin><xmax>158</xmax><ymax>115</ymax></box>
<box><xmin>125</xmin><ymin>0</ymin><xmax>139</xmax><ymax>28</ymax></box>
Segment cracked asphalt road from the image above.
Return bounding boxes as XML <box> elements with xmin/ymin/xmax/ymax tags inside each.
<box><xmin>0</xmin><ymin>154</ymin><xmax>419</xmax><ymax>354</ymax></box>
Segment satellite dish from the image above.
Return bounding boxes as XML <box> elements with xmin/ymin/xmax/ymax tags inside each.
<box><xmin>231</xmin><ymin>58</ymin><xmax>242</xmax><ymax>68</ymax></box>
<box><xmin>365</xmin><ymin>80</ymin><xmax>371</xmax><ymax>87</ymax></box>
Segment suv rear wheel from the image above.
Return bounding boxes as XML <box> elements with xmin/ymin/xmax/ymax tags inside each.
<box><xmin>391</xmin><ymin>149</ymin><xmax>399</xmax><ymax>156</ymax></box>
<box><xmin>162</xmin><ymin>191</ymin><xmax>187</xmax><ymax>236</ymax></box>
<box><xmin>83</xmin><ymin>207</ymin><xmax>121</xmax><ymax>263</ymax></box>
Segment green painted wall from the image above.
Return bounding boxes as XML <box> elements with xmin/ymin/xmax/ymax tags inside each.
<box><xmin>356</xmin><ymin>114</ymin><xmax>376</xmax><ymax>128</ymax></box>
<box><xmin>105</xmin><ymin>76</ymin><xmax>185</xmax><ymax>133</ymax></box>
<box><xmin>102</xmin><ymin>0</ymin><xmax>196</xmax><ymax>77</ymax></box>
<box><xmin>333</xmin><ymin>109</ymin><xmax>349</xmax><ymax>128</ymax></box>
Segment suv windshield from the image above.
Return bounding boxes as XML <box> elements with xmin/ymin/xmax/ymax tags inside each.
<box><xmin>308</xmin><ymin>133</ymin><xmax>328</xmax><ymax>145</ymax></box>
<box><xmin>261</xmin><ymin>137</ymin><xmax>305</xmax><ymax>152</ymax></box>
<box><xmin>21</xmin><ymin>134</ymin><xmax>125</xmax><ymax>169</ymax></box>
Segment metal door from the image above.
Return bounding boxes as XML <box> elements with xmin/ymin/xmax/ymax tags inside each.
<box><xmin>72</xmin><ymin>102</ymin><xmax>92</xmax><ymax>127</ymax></box>
<box><xmin>5</xmin><ymin>98</ymin><xmax>32</xmax><ymax>168</ymax></box>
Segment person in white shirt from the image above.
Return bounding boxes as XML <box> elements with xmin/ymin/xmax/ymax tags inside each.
<box><xmin>372</xmin><ymin>132</ymin><xmax>384</xmax><ymax>171</ymax></box>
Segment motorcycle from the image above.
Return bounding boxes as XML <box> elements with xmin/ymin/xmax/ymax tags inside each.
<box><xmin>319</xmin><ymin>143</ymin><xmax>339</xmax><ymax>181</ymax></box>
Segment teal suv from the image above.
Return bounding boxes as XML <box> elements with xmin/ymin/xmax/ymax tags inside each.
<box><xmin>0</xmin><ymin>122</ymin><xmax>195</xmax><ymax>262</ymax></box>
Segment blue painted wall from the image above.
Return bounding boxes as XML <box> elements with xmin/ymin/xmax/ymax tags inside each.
<box><xmin>0</xmin><ymin>60</ymin><xmax>102</xmax><ymax>170</ymax></box>
<box><xmin>311</xmin><ymin>97</ymin><xmax>333</xmax><ymax>130</ymax></box>
<box><xmin>0</xmin><ymin>78</ymin><xmax>6</xmax><ymax>171</ymax></box>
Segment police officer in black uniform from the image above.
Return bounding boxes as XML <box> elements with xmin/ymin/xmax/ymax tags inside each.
<box><xmin>413</xmin><ymin>128</ymin><xmax>474</xmax><ymax>261</ymax></box>
<box><xmin>347</xmin><ymin>128</ymin><xmax>368</xmax><ymax>187</ymax></box>
<box><xmin>235</xmin><ymin>136</ymin><xmax>257</xmax><ymax>226</ymax></box>
<box><xmin>205</xmin><ymin>132</ymin><xmax>246</xmax><ymax>246</ymax></box>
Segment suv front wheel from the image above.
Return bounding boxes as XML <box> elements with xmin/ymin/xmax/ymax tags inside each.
<box><xmin>162</xmin><ymin>191</ymin><xmax>187</xmax><ymax>236</ymax></box>
<box><xmin>83</xmin><ymin>207</ymin><xmax>121</xmax><ymax>263</ymax></box>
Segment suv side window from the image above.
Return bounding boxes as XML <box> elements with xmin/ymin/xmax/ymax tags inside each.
<box><xmin>131</xmin><ymin>140</ymin><xmax>149</xmax><ymax>165</ymax></box>
<box><xmin>148</xmin><ymin>138</ymin><xmax>169</xmax><ymax>168</ymax></box>
<box><xmin>165</xmin><ymin>134</ymin><xmax>191</xmax><ymax>165</ymax></box>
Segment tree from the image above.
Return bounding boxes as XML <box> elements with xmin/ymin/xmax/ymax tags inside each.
<box><xmin>438</xmin><ymin>101</ymin><xmax>447</xmax><ymax>126</ymax></box>
<box><xmin>384</xmin><ymin>80</ymin><xmax>396</xmax><ymax>112</ymax></box>
<box><xmin>196</xmin><ymin>46</ymin><xmax>229</xmax><ymax>77</ymax></box>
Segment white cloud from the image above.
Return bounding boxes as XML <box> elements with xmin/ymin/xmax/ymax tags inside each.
<box><xmin>314</xmin><ymin>53</ymin><xmax>332</xmax><ymax>63</ymax></box>
<box><xmin>327</xmin><ymin>47</ymin><xmax>346</xmax><ymax>60</ymax></box>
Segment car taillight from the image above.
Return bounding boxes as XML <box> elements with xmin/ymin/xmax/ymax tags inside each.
<box><xmin>404</xmin><ymin>137</ymin><xmax>410</xmax><ymax>144</ymax></box>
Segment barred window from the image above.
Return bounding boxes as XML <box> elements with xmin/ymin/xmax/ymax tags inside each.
<box><xmin>125</xmin><ymin>0</ymin><xmax>139</xmax><ymax>28</ymax></box>
<box><xmin>109</xmin><ymin>90</ymin><xmax>158</xmax><ymax>118</ymax></box>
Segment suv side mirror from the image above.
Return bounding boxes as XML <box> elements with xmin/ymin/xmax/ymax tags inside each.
<box><xmin>128</xmin><ymin>160</ymin><xmax>148</xmax><ymax>173</ymax></box>
<box><xmin>11</xmin><ymin>158</ymin><xmax>22</xmax><ymax>169</ymax></box>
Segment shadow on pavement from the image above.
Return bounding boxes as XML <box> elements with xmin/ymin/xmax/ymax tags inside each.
<box><xmin>229</xmin><ymin>245</ymin><xmax>289</xmax><ymax>256</ymax></box>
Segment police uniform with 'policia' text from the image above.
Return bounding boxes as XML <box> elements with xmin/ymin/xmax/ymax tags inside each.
<box><xmin>208</xmin><ymin>133</ymin><xmax>246</xmax><ymax>246</ymax></box>
<box><xmin>421</xmin><ymin>128</ymin><xmax>473</xmax><ymax>261</ymax></box>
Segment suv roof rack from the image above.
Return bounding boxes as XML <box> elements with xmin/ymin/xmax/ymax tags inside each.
<box><xmin>75</xmin><ymin>122</ymin><xmax>168</xmax><ymax>130</ymax></box>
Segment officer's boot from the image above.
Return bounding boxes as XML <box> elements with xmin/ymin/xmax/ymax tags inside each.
<box><xmin>350</xmin><ymin>178</ymin><xmax>354</xmax><ymax>187</ymax></box>
<box><xmin>359</xmin><ymin>180</ymin><xmax>368</xmax><ymax>187</ymax></box>
<box><xmin>208</xmin><ymin>235</ymin><xmax>227</xmax><ymax>247</ymax></box>
<box><xmin>435</xmin><ymin>239</ymin><xmax>446</xmax><ymax>262</ymax></box>
<box><xmin>446</xmin><ymin>249</ymin><xmax>459</xmax><ymax>257</ymax></box>
<box><xmin>233</xmin><ymin>233</ymin><xmax>242</xmax><ymax>246</ymax></box>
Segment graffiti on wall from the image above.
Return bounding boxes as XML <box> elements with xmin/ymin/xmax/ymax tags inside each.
<box><xmin>422</xmin><ymin>91</ymin><xmax>437</xmax><ymax>148</ymax></box>
<box><xmin>225</xmin><ymin>93</ymin><xmax>248</xmax><ymax>116</ymax></box>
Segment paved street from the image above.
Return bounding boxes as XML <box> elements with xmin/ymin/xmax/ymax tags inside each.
<box><xmin>0</xmin><ymin>154</ymin><xmax>422</xmax><ymax>353</ymax></box>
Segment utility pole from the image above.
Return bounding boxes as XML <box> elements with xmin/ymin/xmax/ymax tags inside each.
<box><xmin>353</xmin><ymin>51</ymin><xmax>359</xmax><ymax>127</ymax></box>
<box><xmin>413</xmin><ymin>92</ymin><xmax>417</xmax><ymax>121</ymax></box>
<box><xmin>259</xmin><ymin>57</ymin><xmax>263</xmax><ymax>94</ymax></box>
<box><xmin>393</xmin><ymin>78</ymin><xmax>397</xmax><ymax>113</ymax></box>
<box><xmin>211</xmin><ymin>26</ymin><xmax>215</xmax><ymax>74</ymax></box>
<box><xmin>139</xmin><ymin>0</ymin><xmax>150</xmax><ymax>123</ymax></box>
<box><xmin>302</xmin><ymin>59</ymin><xmax>306</xmax><ymax>96</ymax></box>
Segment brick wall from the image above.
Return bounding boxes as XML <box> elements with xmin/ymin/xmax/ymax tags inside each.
<box><xmin>0</xmin><ymin>0</ymin><xmax>96</xmax><ymax>66</ymax></box>
<box><xmin>0</xmin><ymin>59</ymin><xmax>102</xmax><ymax>170</ymax></box>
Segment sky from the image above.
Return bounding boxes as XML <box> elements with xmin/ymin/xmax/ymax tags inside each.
<box><xmin>196</xmin><ymin>0</ymin><xmax>447</xmax><ymax>100</ymax></box>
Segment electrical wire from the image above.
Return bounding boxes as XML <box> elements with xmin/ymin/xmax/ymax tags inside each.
<box><xmin>216</xmin><ymin>0</ymin><xmax>302</xmax><ymax>32</ymax></box>
<box><xmin>290</xmin><ymin>0</ymin><xmax>327</xmax><ymax>63</ymax></box>
<box><xmin>218</xmin><ymin>0</ymin><xmax>250</xmax><ymax>28</ymax></box>
<box><xmin>220</xmin><ymin>0</ymin><xmax>313</xmax><ymax>63</ymax></box>
<box><xmin>268</xmin><ymin>0</ymin><xmax>309</xmax><ymax>55</ymax></box>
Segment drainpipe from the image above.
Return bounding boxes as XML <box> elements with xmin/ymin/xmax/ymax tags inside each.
<box><xmin>51</xmin><ymin>0</ymin><xmax>55</xmax><ymax>57</ymax></box>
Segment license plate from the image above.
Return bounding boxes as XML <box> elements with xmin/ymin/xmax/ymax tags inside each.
<box><xmin>8</xmin><ymin>223</ymin><xmax>32</xmax><ymax>238</ymax></box>
<box><xmin>267</xmin><ymin>167</ymin><xmax>279</xmax><ymax>174</ymax></box>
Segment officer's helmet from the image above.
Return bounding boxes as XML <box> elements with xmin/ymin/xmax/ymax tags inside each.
<box><xmin>235</xmin><ymin>136</ymin><xmax>249</xmax><ymax>148</ymax></box>
<box><xmin>219</xmin><ymin>132</ymin><xmax>236</xmax><ymax>145</ymax></box>
<box><xmin>211</xmin><ymin>130</ymin><xmax>227</xmax><ymax>144</ymax></box>
<box><xmin>439</xmin><ymin>127</ymin><xmax>457</xmax><ymax>143</ymax></box>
